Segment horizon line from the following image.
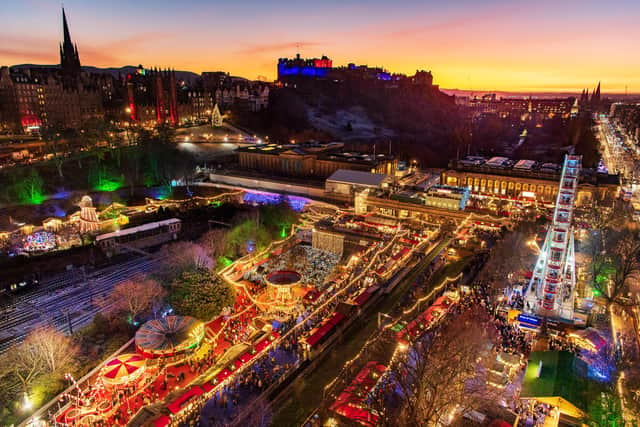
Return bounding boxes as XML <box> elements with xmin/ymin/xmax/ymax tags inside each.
<box><xmin>7</xmin><ymin>62</ymin><xmax>639</xmax><ymax>97</ymax></box>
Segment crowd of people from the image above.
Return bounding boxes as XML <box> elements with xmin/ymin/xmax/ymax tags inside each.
<box><xmin>514</xmin><ymin>401</ymin><xmax>557</xmax><ymax>427</ymax></box>
<box><xmin>243</xmin><ymin>245</ymin><xmax>340</xmax><ymax>290</ymax></box>
<box><xmin>548</xmin><ymin>334</ymin><xmax>580</xmax><ymax>354</ymax></box>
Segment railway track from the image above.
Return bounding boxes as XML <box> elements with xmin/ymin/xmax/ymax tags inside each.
<box><xmin>0</xmin><ymin>257</ymin><xmax>162</xmax><ymax>354</ymax></box>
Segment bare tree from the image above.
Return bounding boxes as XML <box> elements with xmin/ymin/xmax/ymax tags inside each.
<box><xmin>99</xmin><ymin>275</ymin><xmax>167</xmax><ymax>321</ymax></box>
<box><xmin>591</xmin><ymin>229</ymin><xmax>640</xmax><ymax>308</ymax></box>
<box><xmin>158</xmin><ymin>241</ymin><xmax>214</xmax><ymax>280</ymax></box>
<box><xmin>199</xmin><ymin>228</ymin><xmax>228</xmax><ymax>260</ymax></box>
<box><xmin>0</xmin><ymin>326</ymin><xmax>78</xmax><ymax>393</ymax></box>
<box><xmin>479</xmin><ymin>229</ymin><xmax>533</xmax><ymax>292</ymax></box>
<box><xmin>28</xmin><ymin>326</ymin><xmax>78</xmax><ymax>373</ymax></box>
<box><xmin>375</xmin><ymin>308</ymin><xmax>500</xmax><ymax>426</ymax></box>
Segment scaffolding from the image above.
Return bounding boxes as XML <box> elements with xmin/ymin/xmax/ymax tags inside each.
<box><xmin>526</xmin><ymin>155</ymin><xmax>582</xmax><ymax>321</ymax></box>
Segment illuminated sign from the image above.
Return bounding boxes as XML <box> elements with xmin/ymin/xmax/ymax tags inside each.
<box><xmin>517</xmin><ymin>313</ymin><xmax>541</xmax><ymax>326</ymax></box>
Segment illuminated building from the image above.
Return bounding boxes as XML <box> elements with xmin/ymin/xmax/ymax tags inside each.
<box><xmin>441</xmin><ymin>156</ymin><xmax>619</xmax><ymax>206</ymax></box>
<box><xmin>277</xmin><ymin>53</ymin><xmax>333</xmax><ymax>80</ymax></box>
<box><xmin>465</xmin><ymin>94</ymin><xmax>574</xmax><ymax>121</ymax></box>
<box><xmin>0</xmin><ymin>8</ymin><xmax>108</xmax><ymax>132</ymax></box>
<box><xmin>325</xmin><ymin>169</ymin><xmax>391</xmax><ymax>195</ymax></box>
<box><xmin>126</xmin><ymin>66</ymin><xmax>179</xmax><ymax>126</ymax></box>
<box><xmin>389</xmin><ymin>185</ymin><xmax>470</xmax><ymax>211</ymax></box>
<box><xmin>238</xmin><ymin>142</ymin><xmax>396</xmax><ymax>179</ymax></box>
<box><xmin>423</xmin><ymin>185</ymin><xmax>470</xmax><ymax>210</ymax></box>
<box><xmin>130</xmin><ymin>71</ymin><xmax>270</xmax><ymax>126</ymax></box>
<box><xmin>59</xmin><ymin>8</ymin><xmax>81</xmax><ymax>90</ymax></box>
<box><xmin>277</xmin><ymin>53</ymin><xmax>435</xmax><ymax>88</ymax></box>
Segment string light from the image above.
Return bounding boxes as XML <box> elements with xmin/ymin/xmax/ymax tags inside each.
<box><xmin>49</xmin><ymin>201</ymin><xmax>435</xmax><ymax>427</ymax></box>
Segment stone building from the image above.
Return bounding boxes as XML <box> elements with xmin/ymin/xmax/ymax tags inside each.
<box><xmin>238</xmin><ymin>142</ymin><xmax>396</xmax><ymax>179</ymax></box>
<box><xmin>441</xmin><ymin>157</ymin><xmax>619</xmax><ymax>206</ymax></box>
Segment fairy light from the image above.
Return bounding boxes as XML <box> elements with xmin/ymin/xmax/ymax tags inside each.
<box><xmin>49</xmin><ymin>202</ymin><xmax>436</xmax><ymax>427</ymax></box>
<box><xmin>402</xmin><ymin>272</ymin><xmax>463</xmax><ymax>316</ymax></box>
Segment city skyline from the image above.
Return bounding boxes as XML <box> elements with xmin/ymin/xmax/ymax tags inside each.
<box><xmin>2</xmin><ymin>0</ymin><xmax>640</xmax><ymax>93</ymax></box>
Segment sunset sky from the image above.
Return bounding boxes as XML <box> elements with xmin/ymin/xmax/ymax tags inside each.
<box><xmin>2</xmin><ymin>0</ymin><xmax>639</xmax><ymax>93</ymax></box>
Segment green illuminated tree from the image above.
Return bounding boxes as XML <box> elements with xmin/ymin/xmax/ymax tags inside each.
<box><xmin>88</xmin><ymin>163</ymin><xmax>124</xmax><ymax>192</ymax></box>
<box><xmin>591</xmin><ymin>228</ymin><xmax>640</xmax><ymax>308</ymax></box>
<box><xmin>225</xmin><ymin>219</ymin><xmax>271</xmax><ymax>258</ymax></box>
<box><xmin>8</xmin><ymin>168</ymin><xmax>45</xmax><ymax>205</ymax></box>
<box><xmin>168</xmin><ymin>269</ymin><xmax>235</xmax><ymax>321</ymax></box>
<box><xmin>587</xmin><ymin>392</ymin><xmax>624</xmax><ymax>427</ymax></box>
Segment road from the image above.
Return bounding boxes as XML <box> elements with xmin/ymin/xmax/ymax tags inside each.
<box><xmin>596</xmin><ymin>116</ymin><xmax>636</xmax><ymax>185</ymax></box>
<box><xmin>0</xmin><ymin>256</ymin><xmax>161</xmax><ymax>354</ymax></box>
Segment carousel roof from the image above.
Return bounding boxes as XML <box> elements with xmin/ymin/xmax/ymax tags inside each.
<box><xmin>101</xmin><ymin>353</ymin><xmax>146</xmax><ymax>384</ymax></box>
<box><xmin>135</xmin><ymin>315</ymin><xmax>203</xmax><ymax>353</ymax></box>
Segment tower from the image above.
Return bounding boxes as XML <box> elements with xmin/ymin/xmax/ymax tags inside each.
<box><xmin>59</xmin><ymin>8</ymin><xmax>81</xmax><ymax>89</ymax></box>
<box><xmin>525</xmin><ymin>155</ymin><xmax>581</xmax><ymax>321</ymax></box>
<box><xmin>168</xmin><ymin>69</ymin><xmax>179</xmax><ymax>126</ymax></box>
<box><xmin>154</xmin><ymin>68</ymin><xmax>165</xmax><ymax>124</ymax></box>
<box><xmin>211</xmin><ymin>103</ymin><xmax>223</xmax><ymax>127</ymax></box>
<box><xmin>591</xmin><ymin>82</ymin><xmax>601</xmax><ymax>107</ymax></box>
<box><xmin>78</xmin><ymin>195</ymin><xmax>100</xmax><ymax>234</ymax></box>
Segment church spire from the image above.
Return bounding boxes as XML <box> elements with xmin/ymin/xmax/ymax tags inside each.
<box><xmin>60</xmin><ymin>6</ymin><xmax>81</xmax><ymax>89</ymax></box>
<box><xmin>62</xmin><ymin>7</ymin><xmax>72</xmax><ymax>47</ymax></box>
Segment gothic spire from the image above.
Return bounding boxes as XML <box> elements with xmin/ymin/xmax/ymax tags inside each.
<box><xmin>62</xmin><ymin>8</ymin><xmax>73</xmax><ymax>48</ymax></box>
<box><xmin>60</xmin><ymin>7</ymin><xmax>81</xmax><ymax>89</ymax></box>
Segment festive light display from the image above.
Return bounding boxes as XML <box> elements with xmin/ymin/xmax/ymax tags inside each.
<box><xmin>242</xmin><ymin>191</ymin><xmax>309</xmax><ymax>212</ymax></box>
<box><xmin>23</xmin><ymin>231</ymin><xmax>57</xmax><ymax>252</ymax></box>
<box><xmin>101</xmin><ymin>354</ymin><xmax>146</xmax><ymax>385</ymax></box>
<box><xmin>135</xmin><ymin>315</ymin><xmax>205</xmax><ymax>358</ymax></box>
<box><xmin>525</xmin><ymin>155</ymin><xmax>581</xmax><ymax>320</ymax></box>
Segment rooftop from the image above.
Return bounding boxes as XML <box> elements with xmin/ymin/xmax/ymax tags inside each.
<box><xmin>237</xmin><ymin>142</ymin><xmax>393</xmax><ymax>165</ymax></box>
<box><xmin>450</xmin><ymin>156</ymin><xmax>620</xmax><ymax>186</ymax></box>
<box><xmin>327</xmin><ymin>169</ymin><xmax>389</xmax><ymax>187</ymax></box>
<box><xmin>237</xmin><ymin>141</ymin><xmax>343</xmax><ymax>156</ymax></box>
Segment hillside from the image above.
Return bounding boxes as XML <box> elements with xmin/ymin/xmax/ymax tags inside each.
<box><xmin>233</xmin><ymin>79</ymin><xmax>464</xmax><ymax>167</ymax></box>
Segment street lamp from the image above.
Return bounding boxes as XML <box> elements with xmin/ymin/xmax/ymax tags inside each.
<box><xmin>23</xmin><ymin>392</ymin><xmax>32</xmax><ymax>411</ymax></box>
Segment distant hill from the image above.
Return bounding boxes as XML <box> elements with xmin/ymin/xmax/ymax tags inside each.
<box><xmin>11</xmin><ymin>64</ymin><xmax>200</xmax><ymax>83</ymax></box>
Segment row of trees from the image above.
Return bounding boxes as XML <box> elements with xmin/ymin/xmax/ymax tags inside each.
<box><xmin>1</xmin><ymin>122</ymin><xmax>196</xmax><ymax>205</ymax></box>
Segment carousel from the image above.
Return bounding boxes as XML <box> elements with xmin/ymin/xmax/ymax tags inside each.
<box><xmin>264</xmin><ymin>270</ymin><xmax>303</xmax><ymax>311</ymax></box>
<box><xmin>101</xmin><ymin>353</ymin><xmax>146</xmax><ymax>386</ymax></box>
<box><xmin>135</xmin><ymin>315</ymin><xmax>205</xmax><ymax>358</ymax></box>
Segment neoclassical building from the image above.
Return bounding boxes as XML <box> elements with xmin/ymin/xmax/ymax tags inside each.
<box><xmin>441</xmin><ymin>159</ymin><xmax>619</xmax><ymax>206</ymax></box>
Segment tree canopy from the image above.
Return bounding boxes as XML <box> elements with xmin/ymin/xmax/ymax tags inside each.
<box><xmin>168</xmin><ymin>269</ymin><xmax>235</xmax><ymax>321</ymax></box>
